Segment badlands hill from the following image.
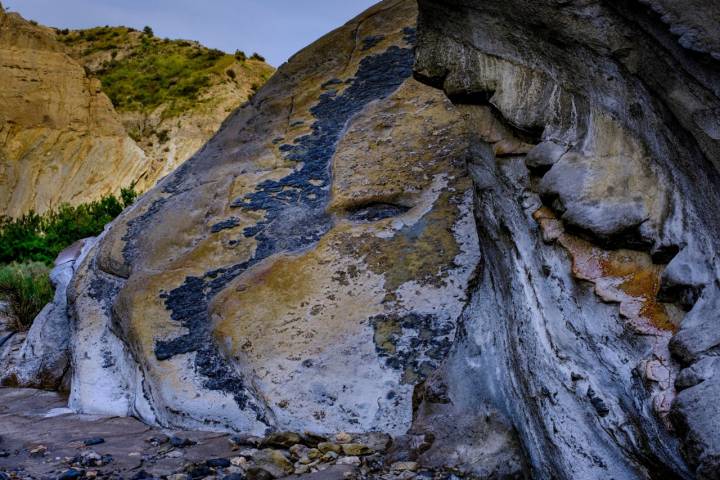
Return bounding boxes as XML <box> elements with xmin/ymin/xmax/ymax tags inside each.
<box><xmin>0</xmin><ymin>5</ymin><xmax>273</xmax><ymax>217</ymax></box>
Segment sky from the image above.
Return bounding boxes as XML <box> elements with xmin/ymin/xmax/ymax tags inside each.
<box><xmin>2</xmin><ymin>0</ymin><xmax>379</xmax><ymax>66</ymax></box>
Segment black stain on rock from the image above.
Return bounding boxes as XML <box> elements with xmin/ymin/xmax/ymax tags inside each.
<box><xmin>370</xmin><ymin>312</ymin><xmax>455</xmax><ymax>384</ymax></box>
<box><xmin>154</xmin><ymin>43</ymin><xmax>415</xmax><ymax>419</ymax></box>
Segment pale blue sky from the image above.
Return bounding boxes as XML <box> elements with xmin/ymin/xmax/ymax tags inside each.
<box><xmin>2</xmin><ymin>1</ymin><xmax>379</xmax><ymax>66</ymax></box>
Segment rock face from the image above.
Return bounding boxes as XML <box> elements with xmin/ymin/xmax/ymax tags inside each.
<box><xmin>0</xmin><ymin>8</ymin><xmax>146</xmax><ymax>217</ymax></box>
<box><xmin>68</xmin><ymin>0</ymin><xmax>487</xmax><ymax>442</ymax></box>
<box><xmin>0</xmin><ymin>238</ymin><xmax>95</xmax><ymax>390</ymax></box>
<box><xmin>0</xmin><ymin>9</ymin><xmax>273</xmax><ymax>217</ymax></box>
<box><xmin>46</xmin><ymin>0</ymin><xmax>719</xmax><ymax>479</ymax></box>
<box><xmin>413</xmin><ymin>0</ymin><xmax>720</xmax><ymax>478</ymax></box>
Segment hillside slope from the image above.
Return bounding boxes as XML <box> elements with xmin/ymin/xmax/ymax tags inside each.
<box><xmin>0</xmin><ymin>7</ymin><xmax>146</xmax><ymax>218</ymax></box>
<box><xmin>0</xmin><ymin>8</ymin><xmax>273</xmax><ymax>217</ymax></box>
<box><xmin>60</xmin><ymin>26</ymin><xmax>274</xmax><ymax>186</ymax></box>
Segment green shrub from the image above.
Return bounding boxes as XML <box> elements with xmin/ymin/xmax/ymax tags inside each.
<box><xmin>250</xmin><ymin>52</ymin><xmax>265</xmax><ymax>62</ymax></box>
<box><xmin>0</xmin><ymin>185</ymin><xmax>137</xmax><ymax>266</ymax></box>
<box><xmin>0</xmin><ymin>262</ymin><xmax>53</xmax><ymax>332</ymax></box>
<box><xmin>226</xmin><ymin>68</ymin><xmax>236</xmax><ymax>79</ymax></box>
<box><xmin>234</xmin><ymin>50</ymin><xmax>246</xmax><ymax>62</ymax></box>
<box><xmin>143</xmin><ymin>25</ymin><xmax>153</xmax><ymax>36</ymax></box>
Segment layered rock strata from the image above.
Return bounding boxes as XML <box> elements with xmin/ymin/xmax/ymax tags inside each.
<box><xmin>412</xmin><ymin>0</ymin><xmax>720</xmax><ymax>478</ymax></box>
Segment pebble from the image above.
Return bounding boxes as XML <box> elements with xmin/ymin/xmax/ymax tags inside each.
<box><xmin>307</xmin><ymin>448</ymin><xmax>322</xmax><ymax>459</ymax></box>
<box><xmin>222</xmin><ymin>475</ymin><xmax>245</xmax><ymax>480</ymax></box>
<box><xmin>185</xmin><ymin>463</ymin><xmax>212</xmax><ymax>479</ymax></box>
<box><xmin>237</xmin><ymin>448</ymin><xmax>259</xmax><ymax>458</ymax></box>
<box><xmin>170</xmin><ymin>436</ymin><xmax>197</xmax><ymax>448</ymax></box>
<box><xmin>317</xmin><ymin>442</ymin><xmax>342</xmax><ymax>454</ymax></box>
<box><xmin>0</xmin><ymin>449</ymin><xmax>10</xmax><ymax>457</ymax></box>
<box><xmin>30</xmin><ymin>445</ymin><xmax>47</xmax><ymax>457</ymax></box>
<box><xmin>166</xmin><ymin>450</ymin><xmax>184</xmax><ymax>458</ymax></box>
<box><xmin>341</xmin><ymin>443</ymin><xmax>372</xmax><ymax>456</ymax></box>
<box><xmin>83</xmin><ymin>437</ymin><xmax>105</xmax><ymax>446</ymax></box>
<box><xmin>337</xmin><ymin>456</ymin><xmax>361</xmax><ymax>465</ymax></box>
<box><xmin>289</xmin><ymin>443</ymin><xmax>309</xmax><ymax>458</ymax></box>
<box><xmin>85</xmin><ymin>471</ymin><xmax>98</xmax><ymax>479</ymax></box>
<box><xmin>147</xmin><ymin>435</ymin><xmax>170</xmax><ymax>446</ymax></box>
<box><xmin>58</xmin><ymin>469</ymin><xmax>84</xmax><ymax>480</ymax></box>
<box><xmin>335</xmin><ymin>432</ymin><xmax>353</xmax><ymax>443</ymax></box>
<box><xmin>263</xmin><ymin>431</ymin><xmax>303</xmax><ymax>448</ymax></box>
<box><xmin>166</xmin><ymin>475</ymin><xmax>189</xmax><ymax>480</ymax></box>
<box><xmin>206</xmin><ymin>458</ymin><xmax>231</xmax><ymax>468</ymax></box>
<box><xmin>230</xmin><ymin>456</ymin><xmax>248</xmax><ymax>467</ymax></box>
<box><xmin>391</xmin><ymin>461</ymin><xmax>419</xmax><ymax>472</ymax></box>
<box><xmin>321</xmin><ymin>451</ymin><xmax>339</xmax><ymax>462</ymax></box>
<box><xmin>245</xmin><ymin>467</ymin><xmax>274</xmax><ymax>480</ymax></box>
<box><xmin>229</xmin><ymin>434</ymin><xmax>262</xmax><ymax>448</ymax></box>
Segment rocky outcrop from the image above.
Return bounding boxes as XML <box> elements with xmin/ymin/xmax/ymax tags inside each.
<box><xmin>32</xmin><ymin>0</ymin><xmax>718</xmax><ymax>479</ymax></box>
<box><xmin>0</xmin><ymin>8</ymin><xmax>146</xmax><ymax>217</ymax></box>
<box><xmin>413</xmin><ymin>0</ymin><xmax>720</xmax><ymax>478</ymax></box>
<box><xmin>0</xmin><ymin>238</ymin><xmax>95</xmax><ymax>390</ymax></box>
<box><xmin>67</xmin><ymin>0</ymin><xmax>491</xmax><ymax>440</ymax></box>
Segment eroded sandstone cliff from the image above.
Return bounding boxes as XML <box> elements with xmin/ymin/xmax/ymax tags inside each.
<box><xmin>0</xmin><ymin>7</ymin><xmax>146</xmax><ymax>217</ymax></box>
<box><xmin>0</xmin><ymin>8</ymin><xmax>273</xmax><ymax>217</ymax></box>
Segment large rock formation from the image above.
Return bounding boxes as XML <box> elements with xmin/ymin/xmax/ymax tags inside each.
<box><xmin>12</xmin><ymin>0</ymin><xmax>714</xmax><ymax>478</ymax></box>
<box><xmin>0</xmin><ymin>8</ymin><xmax>273</xmax><ymax>217</ymax></box>
<box><xmin>412</xmin><ymin>0</ymin><xmax>720</xmax><ymax>478</ymax></box>
<box><xmin>0</xmin><ymin>7</ymin><xmax>145</xmax><ymax>217</ymax></box>
<box><xmin>67</xmin><ymin>0</ymin><xmax>488</xmax><ymax>439</ymax></box>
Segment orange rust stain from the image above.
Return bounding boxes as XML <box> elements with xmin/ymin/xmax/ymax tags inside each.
<box><xmin>534</xmin><ymin>207</ymin><xmax>677</xmax><ymax>334</ymax></box>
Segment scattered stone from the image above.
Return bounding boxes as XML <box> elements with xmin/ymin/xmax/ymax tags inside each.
<box><xmin>130</xmin><ymin>470</ymin><xmax>153</xmax><ymax>480</ymax></box>
<box><xmin>223</xmin><ymin>474</ymin><xmax>245</xmax><ymax>480</ymax></box>
<box><xmin>289</xmin><ymin>443</ymin><xmax>309</xmax><ymax>459</ymax></box>
<box><xmin>185</xmin><ymin>463</ymin><xmax>212</xmax><ymax>479</ymax></box>
<box><xmin>0</xmin><ymin>450</ymin><xmax>8</xmax><ymax>458</ymax></box>
<box><xmin>229</xmin><ymin>434</ymin><xmax>262</xmax><ymax>448</ymax></box>
<box><xmin>340</xmin><ymin>443</ymin><xmax>372</xmax><ymax>456</ymax></box>
<box><xmin>334</xmin><ymin>432</ymin><xmax>352</xmax><ymax>443</ymax></box>
<box><xmin>58</xmin><ymin>469</ymin><xmax>84</xmax><ymax>480</ymax></box>
<box><xmin>321</xmin><ymin>451</ymin><xmax>339</xmax><ymax>462</ymax></box>
<box><xmin>170</xmin><ymin>436</ymin><xmax>197</xmax><ymax>448</ymax></box>
<box><xmin>147</xmin><ymin>435</ymin><xmax>170</xmax><ymax>446</ymax></box>
<box><xmin>231</xmin><ymin>456</ymin><xmax>248</xmax><ymax>467</ymax></box>
<box><xmin>207</xmin><ymin>458</ymin><xmax>232</xmax><ymax>468</ymax></box>
<box><xmin>85</xmin><ymin>471</ymin><xmax>98</xmax><ymax>479</ymax></box>
<box><xmin>245</xmin><ymin>467</ymin><xmax>274</xmax><ymax>480</ymax></box>
<box><xmin>336</xmin><ymin>456</ymin><xmax>361</xmax><ymax>465</ymax></box>
<box><xmin>0</xmin><ymin>473</ymin><xmax>9</xmax><ymax>480</ymax></box>
<box><xmin>307</xmin><ymin>448</ymin><xmax>322</xmax><ymax>459</ymax></box>
<box><xmin>167</xmin><ymin>474</ymin><xmax>189</xmax><ymax>480</ymax></box>
<box><xmin>29</xmin><ymin>445</ymin><xmax>47</xmax><ymax>457</ymax></box>
<box><xmin>252</xmin><ymin>449</ymin><xmax>294</xmax><ymax>477</ymax></box>
<box><xmin>237</xmin><ymin>448</ymin><xmax>259</xmax><ymax>458</ymax></box>
<box><xmin>263</xmin><ymin>431</ymin><xmax>303</xmax><ymax>448</ymax></box>
<box><xmin>302</xmin><ymin>432</ymin><xmax>328</xmax><ymax>447</ymax></box>
<box><xmin>83</xmin><ymin>437</ymin><xmax>105</xmax><ymax>446</ymax></box>
<box><xmin>391</xmin><ymin>461</ymin><xmax>418</xmax><ymax>472</ymax></box>
<box><xmin>318</xmin><ymin>442</ymin><xmax>342</xmax><ymax>454</ymax></box>
<box><xmin>166</xmin><ymin>450</ymin><xmax>184</xmax><ymax>458</ymax></box>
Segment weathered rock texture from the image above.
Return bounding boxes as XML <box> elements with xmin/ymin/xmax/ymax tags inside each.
<box><xmin>413</xmin><ymin>0</ymin><xmax>720</xmax><ymax>478</ymax></box>
<box><xmin>34</xmin><ymin>0</ymin><xmax>719</xmax><ymax>479</ymax></box>
<box><xmin>68</xmin><ymin>0</ymin><xmax>494</xmax><ymax>449</ymax></box>
<box><xmin>0</xmin><ymin>238</ymin><xmax>94</xmax><ymax>391</ymax></box>
<box><xmin>0</xmin><ymin>7</ymin><xmax>145</xmax><ymax>217</ymax></box>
